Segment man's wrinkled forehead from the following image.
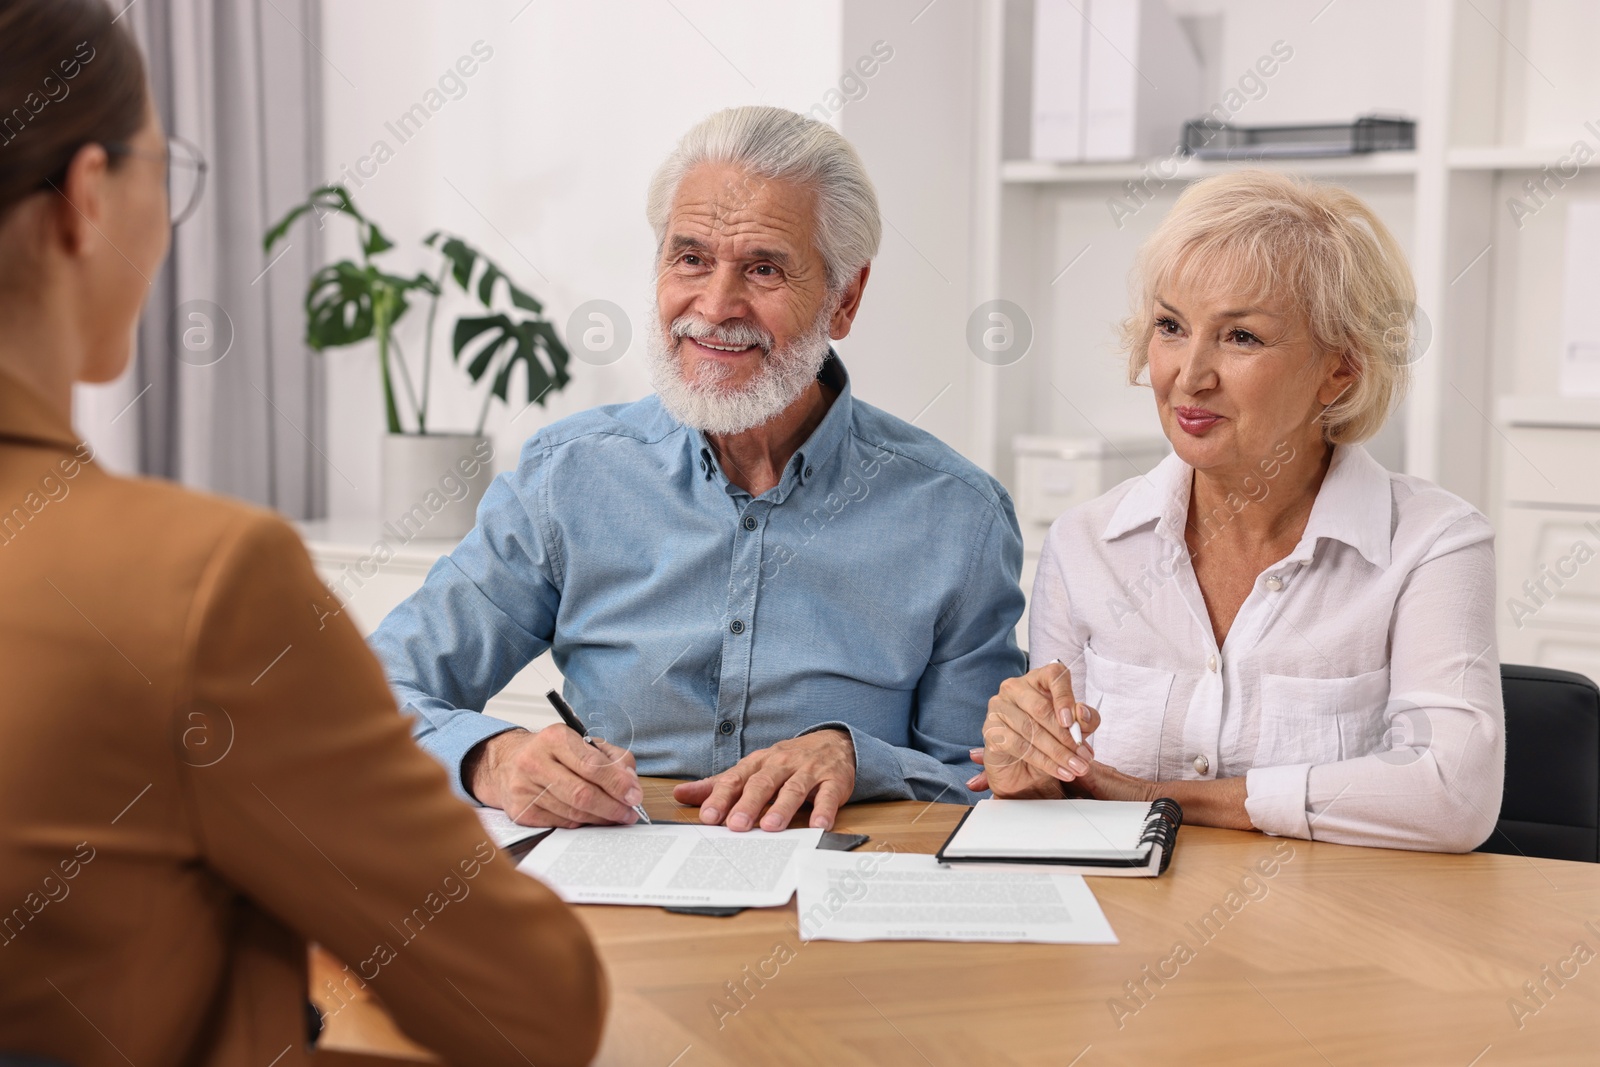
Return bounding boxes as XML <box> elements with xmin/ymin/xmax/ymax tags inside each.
<box><xmin>663</xmin><ymin>164</ymin><xmax>817</xmax><ymax>262</ymax></box>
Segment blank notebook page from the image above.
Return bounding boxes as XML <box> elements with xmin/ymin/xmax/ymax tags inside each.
<box><xmin>947</xmin><ymin>799</ymin><xmax>1155</xmax><ymax>859</ymax></box>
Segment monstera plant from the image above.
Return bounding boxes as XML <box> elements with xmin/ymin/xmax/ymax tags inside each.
<box><xmin>264</xmin><ymin>185</ymin><xmax>572</xmax><ymax>535</ymax></box>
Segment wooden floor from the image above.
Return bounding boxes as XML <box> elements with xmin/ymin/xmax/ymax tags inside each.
<box><xmin>315</xmin><ymin>777</ymin><xmax>1600</xmax><ymax>1066</ymax></box>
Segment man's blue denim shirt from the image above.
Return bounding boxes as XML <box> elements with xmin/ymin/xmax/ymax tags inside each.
<box><xmin>367</xmin><ymin>355</ymin><xmax>1026</xmax><ymax>805</ymax></box>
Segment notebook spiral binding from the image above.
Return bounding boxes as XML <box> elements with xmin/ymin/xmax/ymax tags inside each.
<box><xmin>1139</xmin><ymin>798</ymin><xmax>1184</xmax><ymax>875</ymax></box>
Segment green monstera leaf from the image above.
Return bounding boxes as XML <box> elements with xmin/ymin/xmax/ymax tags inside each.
<box><xmin>262</xmin><ymin>189</ymin><xmax>574</xmax><ymax>436</ymax></box>
<box><xmin>303</xmin><ymin>261</ymin><xmax>374</xmax><ymax>349</ymax></box>
<box><xmin>452</xmin><ymin>314</ymin><xmax>571</xmax><ymax>407</ymax></box>
<box><xmin>303</xmin><ymin>262</ymin><xmax>438</xmax><ymax>351</ymax></box>
<box><xmin>430</xmin><ymin>232</ymin><xmax>569</xmax><ymax>427</ymax></box>
<box><xmin>425</xmin><ymin>233</ymin><xmax>543</xmax><ymax>313</ymax></box>
<box><xmin>264</xmin><ymin>184</ymin><xmax>394</xmax><ymax>260</ymax></box>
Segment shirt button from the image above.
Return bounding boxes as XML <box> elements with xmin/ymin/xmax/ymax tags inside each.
<box><xmin>1193</xmin><ymin>753</ymin><xmax>1210</xmax><ymax>775</ymax></box>
<box><xmin>729</xmin><ymin>620</ymin><xmax>745</xmax><ymax>635</ymax></box>
<box><xmin>804</xmin><ymin>466</ymin><xmax>814</xmax><ymax>478</ymax></box>
<box><xmin>742</xmin><ymin>515</ymin><xmax>757</xmax><ymax>531</ymax></box>
<box><xmin>718</xmin><ymin>720</ymin><xmax>734</xmax><ymax>736</ymax></box>
<box><xmin>1206</xmin><ymin>654</ymin><xmax>1218</xmax><ymax>672</ymax></box>
<box><xmin>1266</xmin><ymin>575</ymin><xmax>1284</xmax><ymax>591</ymax></box>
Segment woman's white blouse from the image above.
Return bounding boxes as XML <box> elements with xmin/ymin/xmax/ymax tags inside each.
<box><xmin>1029</xmin><ymin>443</ymin><xmax>1505</xmax><ymax>852</ymax></box>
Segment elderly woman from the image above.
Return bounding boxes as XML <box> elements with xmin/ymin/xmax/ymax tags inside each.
<box><xmin>975</xmin><ymin>169</ymin><xmax>1503</xmax><ymax>853</ymax></box>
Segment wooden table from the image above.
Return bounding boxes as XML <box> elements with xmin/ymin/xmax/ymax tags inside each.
<box><xmin>314</xmin><ymin>778</ymin><xmax>1600</xmax><ymax>1066</ymax></box>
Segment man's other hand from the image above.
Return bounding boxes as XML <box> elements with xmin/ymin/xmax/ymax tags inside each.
<box><xmin>672</xmin><ymin>729</ymin><xmax>856</xmax><ymax>831</ymax></box>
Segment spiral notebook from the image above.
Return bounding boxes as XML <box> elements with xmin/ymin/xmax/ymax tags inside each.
<box><xmin>935</xmin><ymin>798</ymin><xmax>1183</xmax><ymax>877</ymax></box>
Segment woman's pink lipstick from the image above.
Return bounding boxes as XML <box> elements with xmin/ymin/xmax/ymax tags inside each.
<box><xmin>1174</xmin><ymin>406</ymin><xmax>1223</xmax><ymax>436</ymax></box>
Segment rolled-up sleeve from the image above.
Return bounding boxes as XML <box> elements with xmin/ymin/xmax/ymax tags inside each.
<box><xmin>367</xmin><ymin>447</ymin><xmax>562</xmax><ymax>801</ymax></box>
<box><xmin>1246</xmin><ymin>515</ymin><xmax>1505</xmax><ymax>852</ymax></box>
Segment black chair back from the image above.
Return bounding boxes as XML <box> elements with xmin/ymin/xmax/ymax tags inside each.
<box><xmin>1477</xmin><ymin>664</ymin><xmax>1600</xmax><ymax>862</ymax></box>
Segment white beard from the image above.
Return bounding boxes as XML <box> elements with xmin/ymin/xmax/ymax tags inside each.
<box><xmin>647</xmin><ymin>305</ymin><xmax>834</xmax><ymax>436</ymax></box>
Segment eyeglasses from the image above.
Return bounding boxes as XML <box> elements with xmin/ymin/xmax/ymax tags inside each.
<box><xmin>103</xmin><ymin>135</ymin><xmax>209</xmax><ymax>227</ymax></box>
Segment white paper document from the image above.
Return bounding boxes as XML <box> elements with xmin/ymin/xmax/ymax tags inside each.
<box><xmin>796</xmin><ymin>851</ymin><xmax>1118</xmax><ymax>945</ymax></box>
<box><xmin>475</xmin><ymin>807</ymin><xmax>551</xmax><ymax>850</ymax></box>
<box><xmin>518</xmin><ymin>824</ymin><xmax>824</xmax><ymax>907</ymax></box>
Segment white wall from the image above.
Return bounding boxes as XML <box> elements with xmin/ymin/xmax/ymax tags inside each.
<box><xmin>837</xmin><ymin>0</ymin><xmax>985</xmax><ymax>456</ymax></box>
<box><xmin>316</xmin><ymin>0</ymin><xmax>842</xmax><ymax>517</ymax></box>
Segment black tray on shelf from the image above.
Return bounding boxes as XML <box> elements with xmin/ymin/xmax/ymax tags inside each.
<box><xmin>1181</xmin><ymin>113</ymin><xmax>1416</xmax><ymax>160</ymax></box>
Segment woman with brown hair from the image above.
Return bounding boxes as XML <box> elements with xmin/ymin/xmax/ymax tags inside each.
<box><xmin>0</xmin><ymin>2</ymin><xmax>606</xmax><ymax>1064</ymax></box>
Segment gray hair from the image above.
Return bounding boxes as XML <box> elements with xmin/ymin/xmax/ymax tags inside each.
<box><xmin>646</xmin><ymin>106</ymin><xmax>882</xmax><ymax>293</ymax></box>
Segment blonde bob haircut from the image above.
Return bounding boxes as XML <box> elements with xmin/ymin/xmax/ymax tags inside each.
<box><xmin>1120</xmin><ymin>169</ymin><xmax>1417</xmax><ymax>445</ymax></box>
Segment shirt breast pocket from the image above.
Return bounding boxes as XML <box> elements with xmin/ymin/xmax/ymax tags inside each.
<box><xmin>1255</xmin><ymin>666</ymin><xmax>1391</xmax><ymax>768</ymax></box>
<box><xmin>1080</xmin><ymin>645</ymin><xmax>1174</xmax><ymax>780</ymax></box>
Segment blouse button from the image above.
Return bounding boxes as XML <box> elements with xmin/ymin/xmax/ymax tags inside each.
<box><xmin>1193</xmin><ymin>753</ymin><xmax>1210</xmax><ymax>775</ymax></box>
<box><xmin>1266</xmin><ymin>574</ymin><xmax>1284</xmax><ymax>591</ymax></box>
<box><xmin>1206</xmin><ymin>654</ymin><xmax>1218</xmax><ymax>672</ymax></box>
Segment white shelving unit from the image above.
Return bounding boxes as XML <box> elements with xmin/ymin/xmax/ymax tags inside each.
<box><xmin>1447</xmin><ymin>144</ymin><xmax>1575</xmax><ymax>170</ymax></box>
<box><xmin>1000</xmin><ymin>151</ymin><xmax>1422</xmax><ymax>184</ymax></box>
<box><xmin>1493</xmin><ymin>399</ymin><xmax>1600</xmax><ymax>682</ymax></box>
<box><xmin>966</xmin><ymin>0</ymin><xmax>1600</xmax><ymax>674</ymax></box>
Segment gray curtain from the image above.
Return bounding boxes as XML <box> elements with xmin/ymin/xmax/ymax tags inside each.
<box><xmin>127</xmin><ymin>0</ymin><xmax>326</xmax><ymax>518</ymax></box>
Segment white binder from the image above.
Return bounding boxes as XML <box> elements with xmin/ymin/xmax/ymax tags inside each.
<box><xmin>1031</xmin><ymin>0</ymin><xmax>1203</xmax><ymax>163</ymax></box>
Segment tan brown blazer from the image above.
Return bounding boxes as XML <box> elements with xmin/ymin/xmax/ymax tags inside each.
<box><xmin>0</xmin><ymin>366</ymin><xmax>605</xmax><ymax>1066</ymax></box>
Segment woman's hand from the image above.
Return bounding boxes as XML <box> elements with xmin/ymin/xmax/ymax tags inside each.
<box><xmin>969</xmin><ymin>662</ymin><xmax>1101</xmax><ymax>798</ymax></box>
<box><xmin>971</xmin><ymin>748</ymin><xmax>1156</xmax><ymax>804</ymax></box>
<box><xmin>1061</xmin><ymin>759</ymin><xmax>1157</xmax><ymax>803</ymax></box>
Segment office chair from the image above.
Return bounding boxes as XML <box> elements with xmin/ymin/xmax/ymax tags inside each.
<box><xmin>1476</xmin><ymin>664</ymin><xmax>1600</xmax><ymax>863</ymax></box>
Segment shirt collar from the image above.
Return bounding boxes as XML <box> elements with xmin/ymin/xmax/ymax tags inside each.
<box><xmin>0</xmin><ymin>362</ymin><xmax>83</xmax><ymax>453</ymax></box>
<box><xmin>1290</xmin><ymin>443</ymin><xmax>1392</xmax><ymax>568</ymax></box>
<box><xmin>695</xmin><ymin>350</ymin><xmax>853</xmax><ymax>504</ymax></box>
<box><xmin>1102</xmin><ymin>442</ymin><xmax>1393</xmax><ymax>569</ymax></box>
<box><xmin>1103</xmin><ymin>450</ymin><xmax>1191</xmax><ymax>545</ymax></box>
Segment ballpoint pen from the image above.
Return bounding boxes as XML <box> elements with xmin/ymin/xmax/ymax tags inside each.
<box><xmin>1049</xmin><ymin>658</ymin><xmax>1085</xmax><ymax>745</ymax></box>
<box><xmin>545</xmin><ymin>688</ymin><xmax>652</xmax><ymax>824</ymax></box>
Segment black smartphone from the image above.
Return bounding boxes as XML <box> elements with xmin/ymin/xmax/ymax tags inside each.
<box><xmin>818</xmin><ymin>831</ymin><xmax>869</xmax><ymax>851</ymax></box>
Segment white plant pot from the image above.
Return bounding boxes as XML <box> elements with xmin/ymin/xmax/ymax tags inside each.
<box><xmin>380</xmin><ymin>433</ymin><xmax>495</xmax><ymax>542</ymax></box>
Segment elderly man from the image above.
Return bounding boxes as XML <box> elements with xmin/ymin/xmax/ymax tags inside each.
<box><xmin>369</xmin><ymin>105</ymin><xmax>1025</xmax><ymax>833</ymax></box>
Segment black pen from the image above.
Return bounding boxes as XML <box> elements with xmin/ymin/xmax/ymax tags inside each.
<box><xmin>545</xmin><ymin>688</ymin><xmax>651</xmax><ymax>824</ymax></box>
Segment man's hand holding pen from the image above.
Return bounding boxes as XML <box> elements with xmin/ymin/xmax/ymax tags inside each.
<box><xmin>466</xmin><ymin>725</ymin><xmax>646</xmax><ymax>828</ymax></box>
<box><xmin>468</xmin><ymin>687</ymin><xmax>857</xmax><ymax>832</ymax></box>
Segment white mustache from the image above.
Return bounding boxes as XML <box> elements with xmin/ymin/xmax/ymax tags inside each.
<box><xmin>670</xmin><ymin>316</ymin><xmax>773</xmax><ymax>354</ymax></box>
